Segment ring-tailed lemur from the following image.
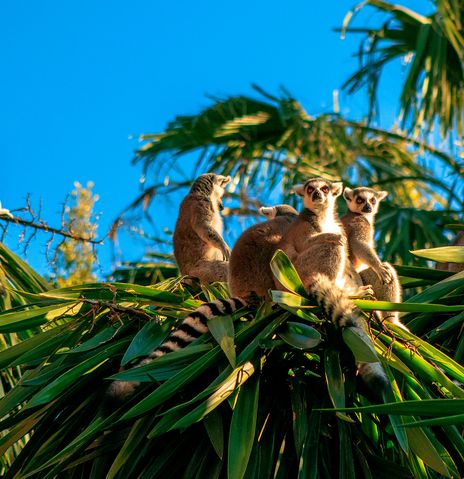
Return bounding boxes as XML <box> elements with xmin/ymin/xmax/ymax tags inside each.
<box><xmin>173</xmin><ymin>173</ymin><xmax>232</xmax><ymax>284</ymax></box>
<box><xmin>228</xmin><ymin>204</ymin><xmax>298</xmax><ymax>304</ymax></box>
<box><xmin>276</xmin><ymin>178</ymin><xmax>388</xmax><ymax>391</ymax></box>
<box><xmin>341</xmin><ymin>187</ymin><xmax>403</xmax><ymax>326</ymax></box>
<box><xmin>106</xmin><ymin>204</ymin><xmax>299</xmax><ymax>403</ymax></box>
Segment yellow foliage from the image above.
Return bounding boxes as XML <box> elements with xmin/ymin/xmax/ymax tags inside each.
<box><xmin>55</xmin><ymin>181</ymin><xmax>99</xmax><ymax>287</ymax></box>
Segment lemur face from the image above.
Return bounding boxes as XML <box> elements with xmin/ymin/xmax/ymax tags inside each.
<box><xmin>343</xmin><ymin>187</ymin><xmax>388</xmax><ymax>215</ymax></box>
<box><xmin>294</xmin><ymin>178</ymin><xmax>343</xmax><ymax>210</ymax></box>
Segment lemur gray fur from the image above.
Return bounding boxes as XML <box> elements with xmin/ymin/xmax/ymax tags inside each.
<box><xmin>173</xmin><ymin>173</ymin><xmax>231</xmax><ymax>284</ymax></box>
<box><xmin>228</xmin><ymin>204</ymin><xmax>298</xmax><ymax>303</ymax></box>
<box><xmin>106</xmin><ymin>204</ymin><xmax>299</xmax><ymax>403</ymax></box>
<box><xmin>341</xmin><ymin>187</ymin><xmax>403</xmax><ymax>326</ymax></box>
<box><xmin>276</xmin><ymin>178</ymin><xmax>388</xmax><ymax>391</ymax></box>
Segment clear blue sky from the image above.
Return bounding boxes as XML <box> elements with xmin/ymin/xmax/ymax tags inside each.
<box><xmin>1</xmin><ymin>0</ymin><xmax>431</xmax><ymax>275</ymax></box>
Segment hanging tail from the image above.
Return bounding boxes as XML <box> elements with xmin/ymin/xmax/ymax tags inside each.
<box><xmin>311</xmin><ymin>274</ymin><xmax>389</xmax><ymax>393</ymax></box>
<box><xmin>106</xmin><ymin>297</ymin><xmax>247</xmax><ymax>404</ymax></box>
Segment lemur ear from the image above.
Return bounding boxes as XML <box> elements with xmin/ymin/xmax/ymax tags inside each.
<box><xmin>219</xmin><ymin>175</ymin><xmax>232</xmax><ymax>186</ymax></box>
<box><xmin>377</xmin><ymin>190</ymin><xmax>388</xmax><ymax>201</ymax></box>
<box><xmin>259</xmin><ymin>206</ymin><xmax>276</xmax><ymax>219</ymax></box>
<box><xmin>294</xmin><ymin>184</ymin><xmax>305</xmax><ymax>196</ymax></box>
<box><xmin>332</xmin><ymin>182</ymin><xmax>343</xmax><ymax>197</ymax></box>
<box><xmin>343</xmin><ymin>187</ymin><xmax>354</xmax><ymax>201</ymax></box>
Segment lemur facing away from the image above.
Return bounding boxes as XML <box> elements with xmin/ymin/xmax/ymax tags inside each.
<box><xmin>341</xmin><ymin>187</ymin><xmax>403</xmax><ymax>326</ymax></box>
<box><xmin>228</xmin><ymin>204</ymin><xmax>298</xmax><ymax>304</ymax></box>
<box><xmin>276</xmin><ymin>178</ymin><xmax>388</xmax><ymax>391</ymax></box>
<box><xmin>107</xmin><ymin>204</ymin><xmax>299</xmax><ymax>403</ymax></box>
<box><xmin>173</xmin><ymin>173</ymin><xmax>232</xmax><ymax>284</ymax></box>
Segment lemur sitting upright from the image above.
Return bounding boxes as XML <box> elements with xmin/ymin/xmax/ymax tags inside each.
<box><xmin>277</xmin><ymin>179</ymin><xmax>369</xmax><ymax>295</ymax></box>
<box><xmin>173</xmin><ymin>173</ymin><xmax>231</xmax><ymax>284</ymax></box>
<box><xmin>276</xmin><ymin>178</ymin><xmax>388</xmax><ymax>391</ymax></box>
<box><xmin>341</xmin><ymin>187</ymin><xmax>403</xmax><ymax>326</ymax></box>
<box><xmin>107</xmin><ymin>204</ymin><xmax>299</xmax><ymax>403</ymax></box>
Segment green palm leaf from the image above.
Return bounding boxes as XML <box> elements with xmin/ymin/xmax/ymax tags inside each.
<box><xmin>341</xmin><ymin>0</ymin><xmax>464</xmax><ymax>140</ymax></box>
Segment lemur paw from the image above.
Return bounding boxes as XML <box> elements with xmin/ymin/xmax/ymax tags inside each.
<box><xmin>349</xmin><ymin>284</ymin><xmax>374</xmax><ymax>298</ymax></box>
<box><xmin>378</xmin><ymin>264</ymin><xmax>393</xmax><ymax>284</ymax></box>
<box><xmin>223</xmin><ymin>245</ymin><xmax>231</xmax><ymax>261</ymax></box>
<box><xmin>357</xmin><ymin>284</ymin><xmax>375</xmax><ymax>296</ymax></box>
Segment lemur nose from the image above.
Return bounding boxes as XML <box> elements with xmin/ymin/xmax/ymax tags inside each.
<box><xmin>312</xmin><ymin>190</ymin><xmax>322</xmax><ymax>200</ymax></box>
<box><xmin>362</xmin><ymin>204</ymin><xmax>372</xmax><ymax>213</ymax></box>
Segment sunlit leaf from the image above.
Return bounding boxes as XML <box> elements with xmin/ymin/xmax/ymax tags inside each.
<box><xmin>411</xmin><ymin>246</ymin><xmax>464</xmax><ymax>263</ymax></box>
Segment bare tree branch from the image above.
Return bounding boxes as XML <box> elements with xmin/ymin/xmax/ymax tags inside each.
<box><xmin>0</xmin><ymin>215</ymin><xmax>104</xmax><ymax>245</ymax></box>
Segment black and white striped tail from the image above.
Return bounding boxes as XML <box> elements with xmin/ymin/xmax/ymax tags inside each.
<box><xmin>106</xmin><ymin>298</ymin><xmax>246</xmax><ymax>403</ymax></box>
<box><xmin>311</xmin><ymin>274</ymin><xmax>388</xmax><ymax>393</ymax></box>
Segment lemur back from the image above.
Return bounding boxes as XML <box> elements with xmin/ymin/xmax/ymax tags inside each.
<box><xmin>229</xmin><ymin>204</ymin><xmax>298</xmax><ymax>303</ymax></box>
<box><xmin>173</xmin><ymin>173</ymin><xmax>231</xmax><ymax>284</ymax></box>
<box><xmin>342</xmin><ymin>187</ymin><xmax>404</xmax><ymax>326</ymax></box>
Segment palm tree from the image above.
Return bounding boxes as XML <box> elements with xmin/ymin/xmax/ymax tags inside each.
<box><xmin>341</xmin><ymin>0</ymin><xmax>464</xmax><ymax>142</ymax></box>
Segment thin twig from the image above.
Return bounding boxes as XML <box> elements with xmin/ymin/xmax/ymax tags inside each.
<box><xmin>80</xmin><ymin>298</ymin><xmax>155</xmax><ymax>320</ymax></box>
<box><xmin>0</xmin><ymin>215</ymin><xmax>104</xmax><ymax>245</ymax></box>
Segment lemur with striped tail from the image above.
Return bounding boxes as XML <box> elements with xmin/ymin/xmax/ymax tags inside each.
<box><xmin>341</xmin><ymin>186</ymin><xmax>403</xmax><ymax>327</ymax></box>
<box><xmin>276</xmin><ymin>178</ymin><xmax>388</xmax><ymax>391</ymax></box>
<box><xmin>106</xmin><ymin>204</ymin><xmax>299</xmax><ymax>403</ymax></box>
<box><xmin>173</xmin><ymin>173</ymin><xmax>232</xmax><ymax>284</ymax></box>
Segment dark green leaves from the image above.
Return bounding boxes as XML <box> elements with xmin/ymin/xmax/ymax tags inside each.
<box><xmin>27</xmin><ymin>339</ymin><xmax>130</xmax><ymax>408</ymax></box>
<box><xmin>228</xmin><ymin>375</ymin><xmax>260</xmax><ymax>479</ymax></box>
<box><xmin>1</xmin><ymin>232</ymin><xmax>464</xmax><ymax>478</ymax></box>
<box><xmin>121</xmin><ymin>320</ymin><xmax>170</xmax><ymax>366</ymax></box>
<box><xmin>319</xmin><ymin>399</ymin><xmax>464</xmax><ymax>416</ymax></box>
<box><xmin>279</xmin><ymin>322</ymin><xmax>321</xmax><ymax>350</ymax></box>
<box><xmin>342</xmin><ymin>328</ymin><xmax>378</xmax><ymax>363</ymax></box>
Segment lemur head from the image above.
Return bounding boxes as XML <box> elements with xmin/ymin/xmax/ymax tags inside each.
<box><xmin>343</xmin><ymin>187</ymin><xmax>388</xmax><ymax>216</ymax></box>
<box><xmin>294</xmin><ymin>178</ymin><xmax>343</xmax><ymax>211</ymax></box>
<box><xmin>191</xmin><ymin>173</ymin><xmax>231</xmax><ymax>208</ymax></box>
<box><xmin>259</xmin><ymin>204</ymin><xmax>298</xmax><ymax>220</ymax></box>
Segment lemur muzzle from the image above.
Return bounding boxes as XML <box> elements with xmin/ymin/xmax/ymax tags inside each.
<box><xmin>362</xmin><ymin>204</ymin><xmax>372</xmax><ymax>213</ymax></box>
<box><xmin>312</xmin><ymin>190</ymin><xmax>322</xmax><ymax>200</ymax></box>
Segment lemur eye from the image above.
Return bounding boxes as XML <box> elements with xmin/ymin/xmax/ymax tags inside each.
<box><xmin>306</xmin><ymin>186</ymin><xmax>314</xmax><ymax>193</ymax></box>
<box><xmin>370</xmin><ymin>198</ymin><xmax>377</xmax><ymax>205</ymax></box>
<box><xmin>321</xmin><ymin>186</ymin><xmax>329</xmax><ymax>193</ymax></box>
<box><xmin>356</xmin><ymin>198</ymin><xmax>364</xmax><ymax>204</ymax></box>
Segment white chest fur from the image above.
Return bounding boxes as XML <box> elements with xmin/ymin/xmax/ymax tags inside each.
<box><xmin>211</xmin><ymin>202</ymin><xmax>223</xmax><ymax>234</ymax></box>
<box><xmin>319</xmin><ymin>205</ymin><xmax>342</xmax><ymax>234</ymax></box>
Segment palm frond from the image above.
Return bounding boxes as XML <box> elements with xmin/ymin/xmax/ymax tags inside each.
<box><xmin>130</xmin><ymin>89</ymin><xmax>463</xmax><ymax>265</ymax></box>
<box><xmin>341</xmin><ymin>0</ymin><xmax>464</xmax><ymax>140</ymax></box>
